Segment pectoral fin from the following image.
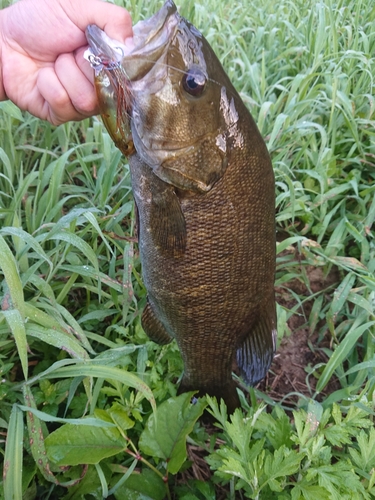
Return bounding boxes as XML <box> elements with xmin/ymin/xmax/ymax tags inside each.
<box><xmin>149</xmin><ymin>179</ymin><xmax>186</xmax><ymax>258</ymax></box>
<box><xmin>129</xmin><ymin>154</ymin><xmax>187</xmax><ymax>258</ymax></box>
<box><xmin>142</xmin><ymin>301</ymin><xmax>173</xmax><ymax>345</ymax></box>
<box><xmin>236</xmin><ymin>296</ymin><xmax>277</xmax><ymax>386</ymax></box>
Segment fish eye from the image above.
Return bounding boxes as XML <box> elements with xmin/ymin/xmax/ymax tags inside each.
<box><xmin>182</xmin><ymin>67</ymin><xmax>207</xmax><ymax>97</ymax></box>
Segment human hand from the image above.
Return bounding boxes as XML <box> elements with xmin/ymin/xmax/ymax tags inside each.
<box><xmin>0</xmin><ymin>0</ymin><xmax>132</xmax><ymax>124</ymax></box>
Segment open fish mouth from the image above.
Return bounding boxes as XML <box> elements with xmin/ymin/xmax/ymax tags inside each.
<box><xmin>84</xmin><ymin>0</ymin><xmax>230</xmax><ymax>190</ymax></box>
<box><xmin>84</xmin><ymin>0</ymin><xmax>179</xmax><ymax>81</ymax></box>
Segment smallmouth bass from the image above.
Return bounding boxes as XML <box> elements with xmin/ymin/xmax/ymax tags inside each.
<box><xmin>85</xmin><ymin>0</ymin><xmax>276</xmax><ymax>412</ymax></box>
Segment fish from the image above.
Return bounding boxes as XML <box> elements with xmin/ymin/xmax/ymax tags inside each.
<box><xmin>85</xmin><ymin>0</ymin><xmax>276</xmax><ymax>413</ymax></box>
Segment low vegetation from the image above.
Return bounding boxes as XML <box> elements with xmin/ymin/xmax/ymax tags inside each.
<box><xmin>1</xmin><ymin>0</ymin><xmax>374</xmax><ymax>498</ymax></box>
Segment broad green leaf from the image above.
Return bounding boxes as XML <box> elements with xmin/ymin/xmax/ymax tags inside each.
<box><xmin>348</xmin><ymin>428</ymin><xmax>375</xmax><ymax>470</ymax></box>
<box><xmin>139</xmin><ymin>392</ymin><xmax>207</xmax><ymax>473</ymax></box>
<box><xmin>305</xmin><ymin>461</ymin><xmax>368</xmax><ymax>497</ymax></box>
<box><xmin>113</xmin><ymin>468</ymin><xmax>166</xmax><ymax>500</ymax></box>
<box><xmin>55</xmin><ymin>465</ymin><xmax>102</xmax><ymax>499</ymax></box>
<box><xmin>256</xmin><ymin>406</ymin><xmax>293</xmax><ymax>449</ymax></box>
<box><xmin>108</xmin><ymin>402</ymin><xmax>135</xmax><ymax>430</ymax></box>
<box><xmin>223</xmin><ymin>406</ymin><xmax>266</xmax><ymax>461</ymax></box>
<box><xmin>45</xmin><ymin>423</ymin><xmax>127</xmax><ymax>465</ymax></box>
<box><xmin>306</xmin><ymin>400</ymin><xmax>324</xmax><ymax>436</ymax></box>
<box><xmin>264</xmin><ymin>446</ymin><xmax>303</xmax><ymax>492</ymax></box>
<box><xmin>3</xmin><ymin>405</ymin><xmax>24</xmax><ymax>500</ymax></box>
<box><xmin>216</xmin><ymin>447</ymin><xmax>264</xmax><ymax>488</ymax></box>
<box><xmin>189</xmin><ymin>480</ymin><xmax>216</xmax><ymax>500</ymax></box>
<box><xmin>291</xmin><ymin>483</ymin><xmax>331</xmax><ymax>500</ymax></box>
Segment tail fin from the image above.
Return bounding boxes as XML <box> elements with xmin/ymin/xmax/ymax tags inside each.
<box><xmin>236</xmin><ymin>295</ymin><xmax>276</xmax><ymax>386</ymax></box>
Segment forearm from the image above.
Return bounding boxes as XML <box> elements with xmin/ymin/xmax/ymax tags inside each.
<box><xmin>0</xmin><ymin>10</ymin><xmax>7</xmax><ymax>101</ymax></box>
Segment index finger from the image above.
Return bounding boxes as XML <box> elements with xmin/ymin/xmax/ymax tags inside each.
<box><xmin>63</xmin><ymin>0</ymin><xmax>133</xmax><ymax>43</ymax></box>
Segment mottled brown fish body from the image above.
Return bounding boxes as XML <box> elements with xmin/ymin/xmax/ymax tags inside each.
<box><xmin>131</xmin><ymin>137</ymin><xmax>275</xmax><ymax>411</ymax></box>
<box><xmin>86</xmin><ymin>0</ymin><xmax>276</xmax><ymax>413</ymax></box>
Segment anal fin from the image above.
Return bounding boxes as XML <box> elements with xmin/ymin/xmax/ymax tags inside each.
<box><xmin>141</xmin><ymin>301</ymin><xmax>173</xmax><ymax>345</ymax></box>
<box><xmin>236</xmin><ymin>296</ymin><xmax>277</xmax><ymax>386</ymax></box>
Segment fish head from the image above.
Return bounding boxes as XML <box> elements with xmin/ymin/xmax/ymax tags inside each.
<box><xmin>86</xmin><ymin>0</ymin><xmax>243</xmax><ymax>192</ymax></box>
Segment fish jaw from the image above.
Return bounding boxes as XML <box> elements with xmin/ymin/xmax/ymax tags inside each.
<box><xmin>85</xmin><ymin>27</ymin><xmax>133</xmax><ymax>155</ymax></box>
<box><xmin>84</xmin><ymin>1</ymin><xmax>180</xmax><ymax>157</ymax></box>
<box><xmin>85</xmin><ymin>0</ymin><xmax>178</xmax><ymax>74</ymax></box>
<box><xmin>85</xmin><ymin>26</ymin><xmax>128</xmax><ymax>74</ymax></box>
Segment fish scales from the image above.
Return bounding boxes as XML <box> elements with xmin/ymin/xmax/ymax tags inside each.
<box><xmin>85</xmin><ymin>0</ymin><xmax>277</xmax><ymax>412</ymax></box>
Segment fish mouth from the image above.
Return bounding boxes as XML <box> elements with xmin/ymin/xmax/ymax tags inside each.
<box><xmin>85</xmin><ymin>0</ymin><xmax>179</xmax><ymax>80</ymax></box>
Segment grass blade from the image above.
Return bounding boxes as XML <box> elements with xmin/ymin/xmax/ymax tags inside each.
<box><xmin>3</xmin><ymin>405</ymin><xmax>24</xmax><ymax>500</ymax></box>
<box><xmin>38</xmin><ymin>363</ymin><xmax>156</xmax><ymax>411</ymax></box>
<box><xmin>316</xmin><ymin>319</ymin><xmax>375</xmax><ymax>394</ymax></box>
<box><xmin>0</xmin><ymin>235</ymin><xmax>27</xmax><ymax>379</ymax></box>
<box><xmin>22</xmin><ymin>385</ymin><xmax>58</xmax><ymax>485</ymax></box>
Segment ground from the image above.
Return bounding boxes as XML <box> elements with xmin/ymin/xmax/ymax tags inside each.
<box><xmin>260</xmin><ymin>263</ymin><xmax>341</xmax><ymax>406</ymax></box>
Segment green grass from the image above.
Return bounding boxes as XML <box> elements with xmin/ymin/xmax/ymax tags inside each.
<box><xmin>1</xmin><ymin>0</ymin><xmax>375</xmax><ymax>498</ymax></box>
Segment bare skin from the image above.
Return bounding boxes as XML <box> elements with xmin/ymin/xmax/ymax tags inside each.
<box><xmin>0</xmin><ymin>0</ymin><xmax>132</xmax><ymax>124</ymax></box>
